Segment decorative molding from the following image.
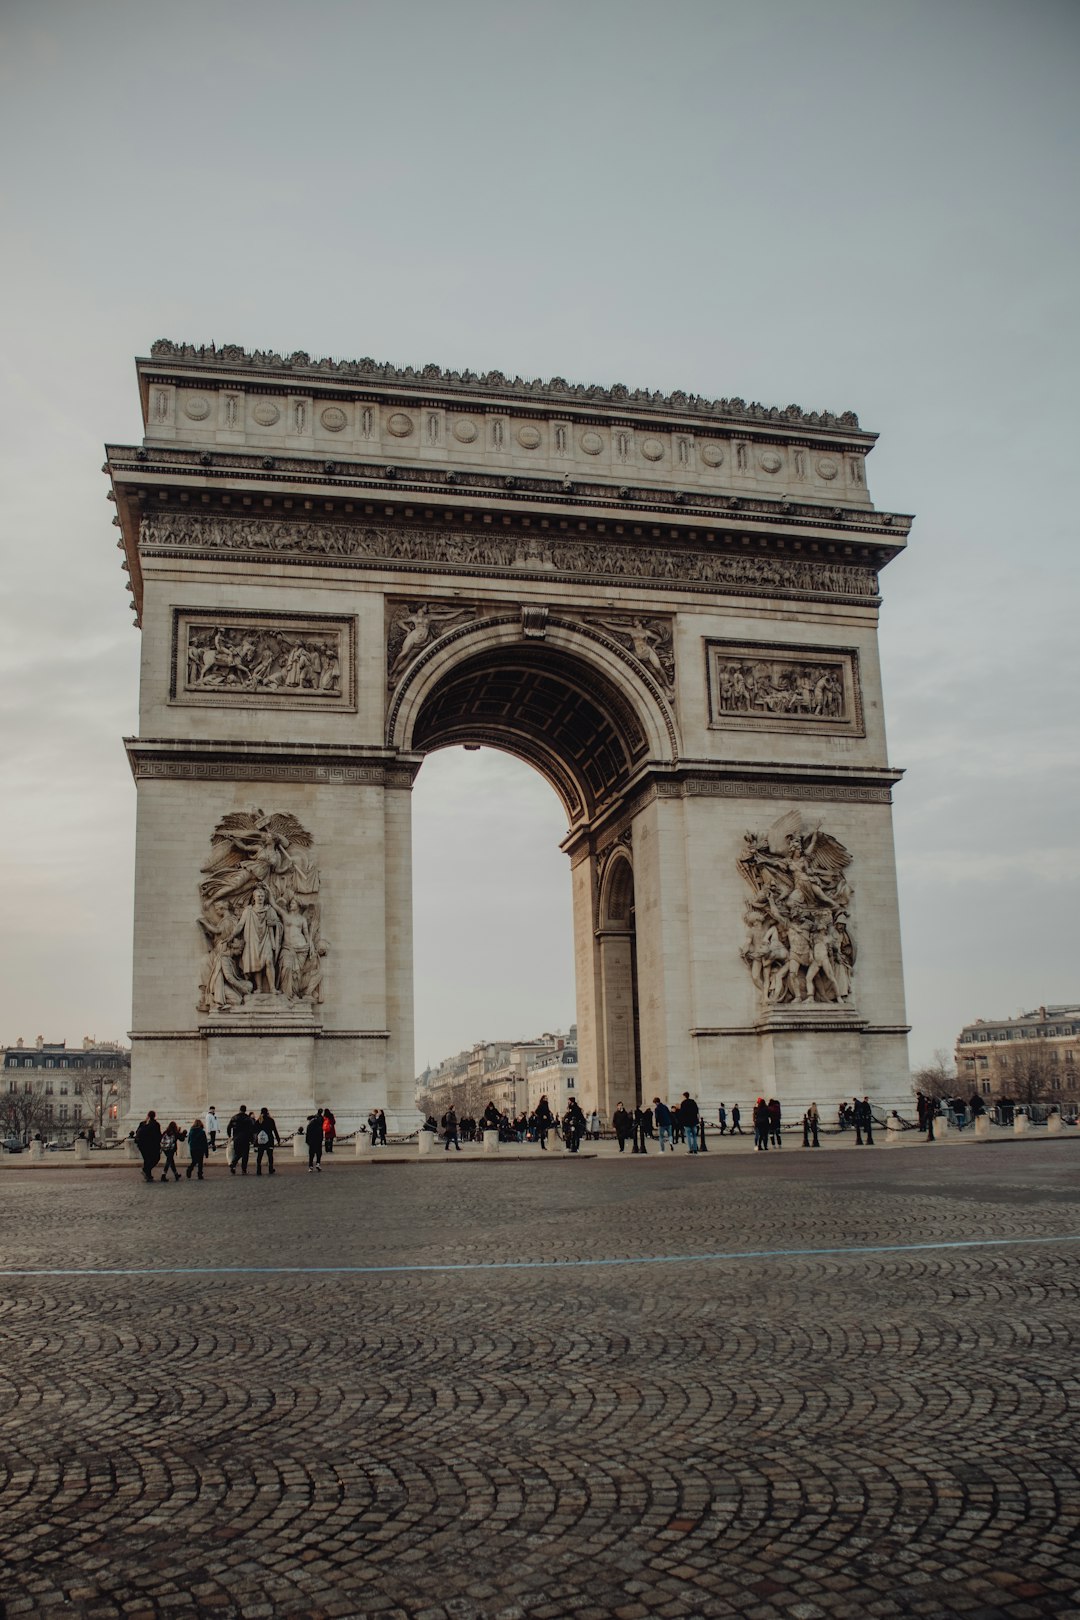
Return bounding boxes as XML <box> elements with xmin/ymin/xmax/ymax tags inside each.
<box><xmin>682</xmin><ymin>779</ymin><xmax>893</xmax><ymax>805</ymax></box>
<box><xmin>139</xmin><ymin>510</ymin><xmax>880</xmax><ymax>605</ymax></box>
<box><xmin>125</xmin><ymin>739</ymin><xmax>418</xmax><ymax>789</ymax></box>
<box><xmin>171</xmin><ymin>608</ymin><xmax>357</xmax><ymax>711</ymax></box>
<box><xmin>705</xmin><ymin>639</ymin><xmax>863</xmax><ymax>737</ymax></box>
<box><xmin>148</xmin><ymin>339</ymin><xmax>863</xmax><ymax>432</ymax></box>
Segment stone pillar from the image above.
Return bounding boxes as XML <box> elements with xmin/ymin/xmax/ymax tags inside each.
<box><xmin>975</xmin><ymin>1114</ymin><xmax>990</xmax><ymax>1140</ymax></box>
<box><xmin>1048</xmin><ymin>1112</ymin><xmax>1064</xmax><ymax>1135</ymax></box>
<box><xmin>933</xmin><ymin>1114</ymin><xmax>950</xmax><ymax>1141</ymax></box>
<box><xmin>292</xmin><ymin>1134</ymin><xmax>307</xmax><ymax>1159</ymax></box>
<box><xmin>1015</xmin><ymin>1112</ymin><xmax>1029</xmax><ymax>1136</ymax></box>
<box><xmin>28</xmin><ymin>1140</ymin><xmax>44</xmax><ymax>1161</ymax></box>
<box><xmin>354</xmin><ymin>1132</ymin><xmax>371</xmax><ymax>1156</ymax></box>
<box><xmin>482</xmin><ymin>1130</ymin><xmax>499</xmax><ymax>1154</ymax></box>
<box><xmin>417</xmin><ymin>1130</ymin><xmax>434</xmax><ymax>1155</ymax></box>
<box><xmin>885</xmin><ymin>1115</ymin><xmax>904</xmax><ymax>1145</ymax></box>
<box><xmin>73</xmin><ymin>1138</ymin><xmax>90</xmax><ymax>1161</ymax></box>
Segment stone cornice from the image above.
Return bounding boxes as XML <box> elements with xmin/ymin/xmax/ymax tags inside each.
<box><xmin>143</xmin><ymin>340</ymin><xmax>871</xmax><ymax>439</ymax></box>
<box><xmin>125</xmin><ymin>738</ymin><xmax>420</xmax><ymax>788</ymax></box>
<box><xmin>107</xmin><ymin>443</ymin><xmax>910</xmax><ymax>543</ymax></box>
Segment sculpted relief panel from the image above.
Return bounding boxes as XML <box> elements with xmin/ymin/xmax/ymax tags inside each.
<box><xmin>197</xmin><ymin>810</ymin><xmax>326</xmax><ymax>1016</ymax></box>
<box><xmin>142</xmin><ymin>512</ymin><xmax>879</xmax><ymax>603</ymax></box>
<box><xmin>706</xmin><ymin>640</ymin><xmax>863</xmax><ymax>735</ymax></box>
<box><xmin>172</xmin><ymin>611</ymin><xmax>356</xmax><ymax>710</ymax></box>
<box><xmin>738</xmin><ymin>812</ymin><xmax>856</xmax><ymax>1009</ymax></box>
<box><xmin>386</xmin><ymin>599</ymin><xmax>479</xmax><ymax>687</ymax></box>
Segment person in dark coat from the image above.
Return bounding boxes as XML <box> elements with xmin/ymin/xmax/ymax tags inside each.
<box><xmin>305</xmin><ymin>1110</ymin><xmax>325</xmax><ymax>1171</ymax></box>
<box><xmin>752</xmin><ymin>1098</ymin><xmax>770</xmax><ymax>1151</ymax></box>
<box><xmin>228</xmin><ymin>1105</ymin><xmax>256</xmax><ymax>1175</ymax></box>
<box><xmin>441</xmin><ymin>1106</ymin><xmax>461</xmax><ymax>1152</ymax></box>
<box><xmin>322</xmin><ymin>1107</ymin><xmax>337</xmax><ymax>1154</ymax></box>
<box><xmin>255</xmin><ymin>1107</ymin><xmax>281</xmax><ymax>1174</ymax></box>
<box><xmin>632</xmin><ymin>1105</ymin><xmax>649</xmax><ymax>1154</ymax></box>
<box><xmin>612</xmin><ymin>1103</ymin><xmax>633</xmax><ymax>1152</ymax></box>
<box><xmin>186</xmin><ymin>1118</ymin><xmax>209</xmax><ymax>1179</ymax></box>
<box><xmin>678</xmin><ymin>1092</ymin><xmax>701</xmax><ymax>1154</ymax></box>
<box><xmin>730</xmin><ymin>1103</ymin><xmax>744</xmax><ymax>1135</ymax></box>
<box><xmin>767</xmin><ymin>1098</ymin><xmax>782</xmax><ymax>1149</ymax></box>
<box><xmin>534</xmin><ymin>1093</ymin><xmax>554</xmax><ymax>1150</ymax></box>
<box><xmin>717</xmin><ymin>1103</ymin><xmax>728</xmax><ymax>1135</ymax></box>
<box><xmin>563</xmin><ymin>1098</ymin><xmax>586</xmax><ymax>1152</ymax></box>
<box><xmin>654</xmin><ymin>1097</ymin><xmax>674</xmax><ymax>1151</ymax></box>
<box><xmin>134</xmin><ymin>1110</ymin><xmax>162</xmax><ymax>1183</ymax></box>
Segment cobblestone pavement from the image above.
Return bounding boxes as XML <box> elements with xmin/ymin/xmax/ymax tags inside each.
<box><xmin>2</xmin><ymin>1145</ymin><xmax>1080</xmax><ymax>1619</ymax></box>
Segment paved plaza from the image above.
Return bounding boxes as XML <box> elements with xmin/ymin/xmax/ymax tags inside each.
<box><xmin>2</xmin><ymin>1143</ymin><xmax>1080</xmax><ymax>1619</ymax></box>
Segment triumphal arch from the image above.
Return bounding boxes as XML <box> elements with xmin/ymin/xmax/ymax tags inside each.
<box><xmin>106</xmin><ymin>341</ymin><xmax>913</xmax><ymax>1132</ymax></box>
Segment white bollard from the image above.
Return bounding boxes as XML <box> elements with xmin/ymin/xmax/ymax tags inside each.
<box><xmin>354</xmin><ymin>1132</ymin><xmax>371</xmax><ymax>1156</ymax></box>
<box><xmin>1015</xmin><ymin>1112</ymin><xmax>1029</xmax><ymax>1136</ymax></box>
<box><xmin>418</xmin><ymin>1131</ymin><xmax>435</xmax><ymax>1155</ymax></box>
<box><xmin>886</xmin><ymin>1116</ymin><xmax>904</xmax><ymax>1145</ymax></box>
<box><xmin>292</xmin><ymin>1134</ymin><xmax>307</xmax><ymax>1159</ymax></box>
<box><xmin>1048</xmin><ymin>1112</ymin><xmax>1064</xmax><ymax>1135</ymax></box>
<box><xmin>975</xmin><ymin>1115</ymin><xmax>990</xmax><ymax>1140</ymax></box>
<box><xmin>547</xmin><ymin>1131</ymin><xmax>565</xmax><ymax>1153</ymax></box>
<box><xmin>73</xmin><ymin>1138</ymin><xmax>90</xmax><ymax>1161</ymax></box>
<box><xmin>933</xmin><ymin>1115</ymin><xmax>950</xmax><ymax>1141</ymax></box>
<box><xmin>29</xmin><ymin>1140</ymin><xmax>45</xmax><ymax>1161</ymax></box>
<box><xmin>482</xmin><ymin>1130</ymin><xmax>499</xmax><ymax>1154</ymax></box>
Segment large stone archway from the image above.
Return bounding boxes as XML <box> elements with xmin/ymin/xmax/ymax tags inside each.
<box><xmin>107</xmin><ymin>342</ymin><xmax>914</xmax><ymax>1132</ymax></box>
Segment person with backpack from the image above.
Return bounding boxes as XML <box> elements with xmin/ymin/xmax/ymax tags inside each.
<box><xmin>159</xmin><ymin>1121</ymin><xmax>182</xmax><ymax>1182</ymax></box>
<box><xmin>228</xmin><ymin>1105</ymin><xmax>256</xmax><ymax>1176</ymax></box>
<box><xmin>255</xmin><ymin>1107</ymin><xmax>281</xmax><ymax>1174</ymax></box>
<box><xmin>134</xmin><ymin>1110</ymin><xmax>162</xmax><ymax>1184</ymax></box>
<box><xmin>305</xmin><ymin>1110</ymin><xmax>325</xmax><ymax>1172</ymax></box>
<box><xmin>186</xmin><ymin>1118</ymin><xmax>209</xmax><ymax>1179</ymax></box>
<box><xmin>441</xmin><ymin>1105</ymin><xmax>461</xmax><ymax>1152</ymax></box>
<box><xmin>322</xmin><ymin>1107</ymin><xmax>337</xmax><ymax>1155</ymax></box>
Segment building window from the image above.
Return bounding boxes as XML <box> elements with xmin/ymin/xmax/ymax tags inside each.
<box><xmin>45</xmin><ymin>1081</ymin><xmax>53</xmax><ymax>1095</ymax></box>
<box><xmin>981</xmin><ymin>1080</ymin><xmax>991</xmax><ymax>1095</ymax></box>
<box><xmin>24</xmin><ymin>1058</ymin><xmax>32</xmax><ymax>1067</ymax></box>
<box><xmin>8</xmin><ymin>1081</ymin><xmax>16</xmax><ymax>1094</ymax></box>
<box><xmin>58</xmin><ymin>1105</ymin><xmax>68</xmax><ymax>1122</ymax></box>
<box><xmin>46</xmin><ymin>1059</ymin><xmax>54</xmax><ymax>1069</ymax></box>
<box><xmin>73</xmin><ymin>1103</ymin><xmax>82</xmax><ymax>1120</ymax></box>
<box><xmin>59</xmin><ymin>1083</ymin><xmax>68</xmax><ymax>1096</ymax></box>
<box><xmin>60</xmin><ymin>1059</ymin><xmax>68</xmax><ymax>1068</ymax></box>
<box><xmin>566</xmin><ymin>1077</ymin><xmax>574</xmax><ymax>1088</ymax></box>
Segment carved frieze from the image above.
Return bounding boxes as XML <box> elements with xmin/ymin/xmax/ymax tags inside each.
<box><xmin>172</xmin><ymin>610</ymin><xmax>356</xmax><ymax>711</ymax></box>
<box><xmin>197</xmin><ymin>811</ymin><xmax>326</xmax><ymax>1015</ymax></box>
<box><xmin>386</xmin><ymin>599</ymin><xmax>479</xmax><ymax>688</ymax></box>
<box><xmin>142</xmin><ymin>512</ymin><xmax>879</xmax><ymax>603</ymax></box>
<box><xmin>706</xmin><ymin>640</ymin><xmax>863</xmax><ymax>735</ymax></box>
<box><xmin>738</xmin><ymin>812</ymin><xmax>856</xmax><ymax>1009</ymax></box>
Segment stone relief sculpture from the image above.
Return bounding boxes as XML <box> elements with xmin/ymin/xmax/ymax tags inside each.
<box><xmin>143</xmin><ymin>512</ymin><xmax>879</xmax><ymax>602</ymax></box>
<box><xmin>184</xmin><ymin>621</ymin><xmax>342</xmax><ymax>696</ymax></box>
<box><xmin>593</xmin><ymin>615</ymin><xmax>676</xmax><ymax>697</ymax></box>
<box><xmin>738</xmin><ymin>811</ymin><xmax>856</xmax><ymax>1007</ymax></box>
<box><xmin>197</xmin><ymin>811</ymin><xmax>326</xmax><ymax>1013</ymax></box>
<box><xmin>716</xmin><ymin>658</ymin><xmax>843</xmax><ymax>719</ymax></box>
<box><xmin>386</xmin><ymin>601</ymin><xmax>476</xmax><ymax>684</ymax></box>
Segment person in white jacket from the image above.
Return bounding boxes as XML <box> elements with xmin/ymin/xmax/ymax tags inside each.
<box><xmin>206</xmin><ymin>1107</ymin><xmax>220</xmax><ymax>1152</ymax></box>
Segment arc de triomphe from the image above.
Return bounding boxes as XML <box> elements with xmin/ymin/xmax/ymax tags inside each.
<box><xmin>107</xmin><ymin>342</ymin><xmax>912</xmax><ymax>1132</ymax></box>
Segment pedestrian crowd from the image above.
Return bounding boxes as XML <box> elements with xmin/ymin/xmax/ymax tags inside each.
<box><xmin>132</xmin><ymin>1103</ymin><xmax>339</xmax><ymax>1182</ymax></box>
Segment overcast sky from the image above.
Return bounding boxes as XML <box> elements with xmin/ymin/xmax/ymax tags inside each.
<box><xmin>1</xmin><ymin>0</ymin><xmax>1077</xmax><ymax>1072</ymax></box>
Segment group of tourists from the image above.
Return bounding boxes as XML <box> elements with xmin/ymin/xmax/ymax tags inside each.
<box><xmin>132</xmin><ymin>1104</ymin><xmax>338</xmax><ymax>1181</ymax></box>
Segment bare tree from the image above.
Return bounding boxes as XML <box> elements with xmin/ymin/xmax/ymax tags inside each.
<box><xmin>911</xmin><ymin>1050</ymin><xmax>956</xmax><ymax>1103</ymax></box>
<box><xmin>998</xmin><ymin>1041</ymin><xmax>1060</xmax><ymax>1106</ymax></box>
<box><xmin>0</xmin><ymin>1081</ymin><xmax>53</xmax><ymax>1144</ymax></box>
<box><xmin>72</xmin><ymin>1067</ymin><xmax>129</xmax><ymax>1137</ymax></box>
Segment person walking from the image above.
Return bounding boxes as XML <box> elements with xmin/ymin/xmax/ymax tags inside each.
<box><xmin>305</xmin><ymin>1110</ymin><xmax>325</xmax><ymax>1171</ymax></box>
<box><xmin>925</xmin><ymin>1096</ymin><xmax>937</xmax><ymax>1143</ymax></box>
<box><xmin>717</xmin><ymin>1103</ymin><xmax>727</xmax><ymax>1136</ymax></box>
<box><xmin>612</xmin><ymin>1103</ymin><xmax>633</xmax><ymax>1152</ymax></box>
<box><xmin>730</xmin><ymin>1103</ymin><xmax>744</xmax><ymax>1136</ymax></box>
<box><xmin>186</xmin><ymin>1118</ymin><xmax>209</xmax><ymax>1179</ymax></box>
<box><xmin>534</xmin><ymin>1093</ymin><xmax>554</xmax><ymax>1150</ymax></box>
<box><xmin>255</xmin><ymin>1107</ymin><xmax>281</xmax><ymax>1174</ymax></box>
<box><xmin>442</xmin><ymin>1105</ymin><xmax>462</xmax><ymax>1152</ymax></box>
<box><xmin>159</xmin><ymin>1121</ymin><xmax>182</xmax><ymax>1182</ymax></box>
<box><xmin>588</xmin><ymin>1109</ymin><xmax>601</xmax><ymax>1142</ymax></box>
<box><xmin>768</xmin><ymin>1098</ymin><xmax>782</xmax><ymax>1149</ymax></box>
<box><xmin>228</xmin><ymin>1105</ymin><xmax>256</xmax><ymax>1175</ymax></box>
<box><xmin>322</xmin><ymin>1107</ymin><xmax>337</xmax><ymax>1155</ymax></box>
<box><xmin>205</xmin><ymin>1107</ymin><xmax>220</xmax><ymax>1152</ymax></box>
<box><xmin>678</xmin><ymin>1092</ymin><xmax>700</xmax><ymax>1154</ymax></box>
<box><xmin>135</xmin><ymin>1110</ymin><xmax>162</xmax><ymax>1183</ymax></box>
<box><xmin>654</xmin><ymin>1097</ymin><xmax>673</xmax><ymax>1152</ymax></box>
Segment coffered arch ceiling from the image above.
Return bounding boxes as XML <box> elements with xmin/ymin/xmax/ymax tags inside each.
<box><xmin>410</xmin><ymin>645</ymin><xmax>650</xmax><ymax>823</ymax></box>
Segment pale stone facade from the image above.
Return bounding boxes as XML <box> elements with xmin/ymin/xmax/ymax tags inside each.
<box><xmin>956</xmin><ymin>1005</ymin><xmax>1080</xmax><ymax>1101</ymax></box>
<box><xmin>107</xmin><ymin>341</ymin><xmax>913</xmax><ymax>1133</ymax></box>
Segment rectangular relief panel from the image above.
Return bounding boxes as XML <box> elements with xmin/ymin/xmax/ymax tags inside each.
<box><xmin>706</xmin><ymin>639</ymin><xmax>863</xmax><ymax>736</ymax></box>
<box><xmin>171</xmin><ymin>609</ymin><xmax>357</xmax><ymax>711</ymax></box>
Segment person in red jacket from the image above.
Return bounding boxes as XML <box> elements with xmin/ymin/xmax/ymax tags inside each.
<box><xmin>322</xmin><ymin>1107</ymin><xmax>337</xmax><ymax>1154</ymax></box>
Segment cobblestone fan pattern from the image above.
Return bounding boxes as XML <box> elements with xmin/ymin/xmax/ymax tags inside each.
<box><xmin>2</xmin><ymin>1148</ymin><xmax>1080</xmax><ymax>1619</ymax></box>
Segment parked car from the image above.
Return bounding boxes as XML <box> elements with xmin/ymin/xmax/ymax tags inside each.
<box><xmin>2</xmin><ymin>1136</ymin><xmax>23</xmax><ymax>1154</ymax></box>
